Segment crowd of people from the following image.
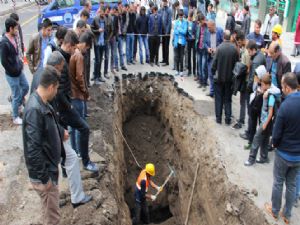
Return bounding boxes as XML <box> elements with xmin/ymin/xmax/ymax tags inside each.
<box><xmin>0</xmin><ymin>0</ymin><xmax>300</xmax><ymax>224</ymax></box>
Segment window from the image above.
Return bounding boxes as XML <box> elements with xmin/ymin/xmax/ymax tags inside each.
<box><xmin>80</xmin><ymin>0</ymin><xmax>98</xmax><ymax>6</ymax></box>
<box><xmin>57</xmin><ymin>0</ymin><xmax>75</xmax><ymax>8</ymax></box>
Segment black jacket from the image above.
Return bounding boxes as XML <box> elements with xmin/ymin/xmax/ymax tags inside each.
<box><xmin>111</xmin><ymin>15</ymin><xmax>119</xmax><ymax>37</ymax></box>
<box><xmin>136</xmin><ymin>14</ymin><xmax>148</xmax><ymax>34</ymax></box>
<box><xmin>212</xmin><ymin>41</ymin><xmax>239</xmax><ymax>83</ymax></box>
<box><xmin>127</xmin><ymin>12</ymin><xmax>136</xmax><ymax>34</ymax></box>
<box><xmin>225</xmin><ymin>13</ymin><xmax>235</xmax><ymax>34</ymax></box>
<box><xmin>55</xmin><ymin>48</ymin><xmax>72</xmax><ymax>112</ymax></box>
<box><xmin>23</xmin><ymin>92</ymin><xmax>64</xmax><ymax>184</ymax></box>
<box><xmin>248</xmin><ymin>50</ymin><xmax>266</xmax><ymax>91</ymax></box>
<box><xmin>0</xmin><ymin>35</ymin><xmax>23</xmax><ymax>77</ymax></box>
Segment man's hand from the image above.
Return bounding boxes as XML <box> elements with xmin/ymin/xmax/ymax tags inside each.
<box><xmin>156</xmin><ymin>186</ymin><xmax>163</xmax><ymax>192</ymax></box>
<box><xmin>262</xmin><ymin>123</ymin><xmax>267</xmax><ymax>131</ymax></box>
<box><xmin>99</xmin><ymin>28</ymin><xmax>104</xmax><ymax>33</ymax></box>
<box><xmin>63</xmin><ymin>130</ymin><xmax>69</xmax><ymax>141</ymax></box>
<box><xmin>150</xmin><ymin>195</ymin><xmax>157</xmax><ymax>201</ymax></box>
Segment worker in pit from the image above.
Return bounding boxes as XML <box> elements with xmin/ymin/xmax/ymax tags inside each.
<box><xmin>133</xmin><ymin>163</ymin><xmax>162</xmax><ymax>225</ymax></box>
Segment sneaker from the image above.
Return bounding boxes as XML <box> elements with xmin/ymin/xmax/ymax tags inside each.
<box><xmin>239</xmin><ymin>132</ymin><xmax>249</xmax><ymax>140</ymax></box>
<box><xmin>175</xmin><ymin>71</ymin><xmax>179</xmax><ymax>76</ymax></box>
<box><xmin>256</xmin><ymin>158</ymin><xmax>269</xmax><ymax>164</ymax></box>
<box><xmin>179</xmin><ymin>72</ymin><xmax>183</xmax><ymax>77</ymax></box>
<box><xmin>202</xmin><ymin>86</ymin><xmax>207</xmax><ymax>91</ymax></box>
<box><xmin>264</xmin><ymin>202</ymin><xmax>278</xmax><ymax>221</ymax></box>
<box><xmin>72</xmin><ymin>194</ymin><xmax>93</xmax><ymax>208</ymax></box>
<box><xmin>104</xmin><ymin>74</ymin><xmax>110</xmax><ymax>79</ymax></box>
<box><xmin>150</xmin><ymin>63</ymin><xmax>154</xmax><ymax>67</ymax></box>
<box><xmin>111</xmin><ymin>69</ymin><xmax>116</xmax><ymax>75</ymax></box>
<box><xmin>244</xmin><ymin>160</ymin><xmax>255</xmax><ymax>166</ymax></box>
<box><xmin>13</xmin><ymin>117</ymin><xmax>22</xmax><ymax>125</ymax></box>
<box><xmin>121</xmin><ymin>66</ymin><xmax>127</xmax><ymax>71</ymax></box>
<box><xmin>280</xmin><ymin>211</ymin><xmax>290</xmax><ymax>224</ymax></box>
<box><xmin>232</xmin><ymin>122</ymin><xmax>242</xmax><ymax>130</ymax></box>
<box><xmin>84</xmin><ymin>161</ymin><xmax>98</xmax><ymax>173</ymax></box>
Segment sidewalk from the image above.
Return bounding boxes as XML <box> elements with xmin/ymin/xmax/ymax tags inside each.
<box><xmin>0</xmin><ymin>0</ymin><xmax>33</xmax><ymax>16</ymax></box>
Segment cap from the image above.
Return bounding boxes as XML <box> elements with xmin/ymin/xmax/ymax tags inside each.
<box><xmin>255</xmin><ymin>65</ymin><xmax>267</xmax><ymax>79</ymax></box>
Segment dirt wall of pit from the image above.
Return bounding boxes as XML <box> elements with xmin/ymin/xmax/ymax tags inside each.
<box><xmin>113</xmin><ymin>74</ymin><xmax>270</xmax><ymax>225</ymax></box>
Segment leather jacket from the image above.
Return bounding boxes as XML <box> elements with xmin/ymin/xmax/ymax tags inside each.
<box><xmin>23</xmin><ymin>92</ymin><xmax>65</xmax><ymax>184</ymax></box>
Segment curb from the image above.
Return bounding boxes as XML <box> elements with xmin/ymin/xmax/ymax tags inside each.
<box><xmin>0</xmin><ymin>2</ymin><xmax>34</xmax><ymax>17</ymax></box>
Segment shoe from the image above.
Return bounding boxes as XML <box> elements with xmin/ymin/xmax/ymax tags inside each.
<box><xmin>294</xmin><ymin>198</ymin><xmax>299</xmax><ymax>208</ymax></box>
<box><xmin>141</xmin><ymin>62</ymin><xmax>144</xmax><ymax>65</ymax></box>
<box><xmin>264</xmin><ymin>203</ymin><xmax>278</xmax><ymax>221</ymax></box>
<box><xmin>104</xmin><ymin>74</ymin><xmax>110</xmax><ymax>79</ymax></box>
<box><xmin>291</xmin><ymin>54</ymin><xmax>296</xmax><ymax>57</ymax></box>
<box><xmin>7</xmin><ymin>95</ymin><xmax>12</xmax><ymax>103</ymax></box>
<box><xmin>244</xmin><ymin>144</ymin><xmax>251</xmax><ymax>150</ymax></box>
<box><xmin>13</xmin><ymin>117</ymin><xmax>22</xmax><ymax>125</ymax></box>
<box><xmin>180</xmin><ymin>72</ymin><xmax>183</xmax><ymax>77</ymax></box>
<box><xmin>115</xmin><ymin>68</ymin><xmax>119</xmax><ymax>72</ymax></box>
<box><xmin>194</xmin><ymin>77</ymin><xmax>199</xmax><ymax>81</ymax></box>
<box><xmin>256</xmin><ymin>158</ymin><xmax>269</xmax><ymax>164</ymax></box>
<box><xmin>111</xmin><ymin>69</ymin><xmax>116</xmax><ymax>75</ymax></box>
<box><xmin>131</xmin><ymin>61</ymin><xmax>135</xmax><ymax>65</ymax></box>
<box><xmin>280</xmin><ymin>211</ymin><xmax>290</xmax><ymax>224</ymax></box>
<box><xmin>160</xmin><ymin>61</ymin><xmax>165</xmax><ymax>64</ymax></box>
<box><xmin>206</xmin><ymin>93</ymin><xmax>214</xmax><ymax>98</ymax></box>
<box><xmin>150</xmin><ymin>63</ymin><xmax>154</xmax><ymax>67</ymax></box>
<box><xmin>216</xmin><ymin>120</ymin><xmax>221</xmax><ymax>124</ymax></box>
<box><xmin>225</xmin><ymin>120</ymin><xmax>231</xmax><ymax>125</ymax></box>
<box><xmin>121</xmin><ymin>66</ymin><xmax>127</xmax><ymax>71</ymax></box>
<box><xmin>155</xmin><ymin>63</ymin><xmax>160</xmax><ymax>67</ymax></box>
<box><xmin>202</xmin><ymin>86</ymin><xmax>207</xmax><ymax>91</ymax></box>
<box><xmin>72</xmin><ymin>195</ymin><xmax>93</xmax><ymax>208</ymax></box>
<box><xmin>175</xmin><ymin>71</ymin><xmax>179</xmax><ymax>76</ymax></box>
<box><xmin>244</xmin><ymin>160</ymin><xmax>255</xmax><ymax>166</ymax></box>
<box><xmin>240</xmin><ymin>132</ymin><xmax>249</xmax><ymax>140</ymax></box>
<box><xmin>84</xmin><ymin>161</ymin><xmax>98</xmax><ymax>173</ymax></box>
<box><xmin>232</xmin><ymin>122</ymin><xmax>242</xmax><ymax>130</ymax></box>
<box><xmin>162</xmin><ymin>63</ymin><xmax>169</xmax><ymax>66</ymax></box>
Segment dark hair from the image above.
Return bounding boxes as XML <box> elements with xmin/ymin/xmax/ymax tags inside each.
<box><xmin>236</xmin><ymin>30</ymin><xmax>245</xmax><ymax>41</ymax></box>
<box><xmin>255</xmin><ymin>19</ymin><xmax>262</xmax><ymax>28</ymax></box>
<box><xmin>261</xmin><ymin>73</ymin><xmax>271</xmax><ymax>85</ymax></box>
<box><xmin>63</xmin><ymin>30</ymin><xmax>79</xmax><ymax>46</ymax></box>
<box><xmin>208</xmin><ymin>3</ymin><xmax>213</xmax><ymax>8</ymax></box>
<box><xmin>76</xmin><ymin>20</ymin><xmax>87</xmax><ymax>29</ymax></box>
<box><xmin>55</xmin><ymin>26</ymin><xmax>68</xmax><ymax>40</ymax></box>
<box><xmin>42</xmin><ymin>18</ymin><xmax>52</xmax><ymax>29</ymax></box>
<box><xmin>39</xmin><ymin>65</ymin><xmax>60</xmax><ymax>88</ymax></box>
<box><xmin>10</xmin><ymin>13</ymin><xmax>19</xmax><ymax>22</ymax></box>
<box><xmin>80</xmin><ymin>9</ymin><xmax>90</xmax><ymax>19</ymax></box>
<box><xmin>178</xmin><ymin>9</ymin><xmax>184</xmax><ymax>16</ymax></box>
<box><xmin>198</xmin><ymin>14</ymin><xmax>206</xmax><ymax>22</ymax></box>
<box><xmin>84</xmin><ymin>1</ymin><xmax>91</xmax><ymax>7</ymax></box>
<box><xmin>152</xmin><ymin>5</ymin><xmax>158</xmax><ymax>11</ymax></box>
<box><xmin>189</xmin><ymin>11</ymin><xmax>194</xmax><ymax>18</ymax></box>
<box><xmin>5</xmin><ymin>18</ymin><xmax>18</xmax><ymax>33</ymax></box>
<box><xmin>282</xmin><ymin>73</ymin><xmax>299</xmax><ymax>90</ymax></box>
<box><xmin>244</xmin><ymin>5</ymin><xmax>249</xmax><ymax>11</ymax></box>
<box><xmin>173</xmin><ymin>1</ymin><xmax>179</xmax><ymax>7</ymax></box>
<box><xmin>79</xmin><ymin>30</ymin><xmax>94</xmax><ymax>47</ymax></box>
<box><xmin>124</xmin><ymin>3</ymin><xmax>129</xmax><ymax>8</ymax></box>
<box><xmin>149</xmin><ymin>1</ymin><xmax>154</xmax><ymax>7</ymax></box>
<box><xmin>140</xmin><ymin>6</ymin><xmax>146</xmax><ymax>11</ymax></box>
<box><xmin>246</xmin><ymin>40</ymin><xmax>258</xmax><ymax>50</ymax></box>
<box><xmin>274</xmin><ymin>43</ymin><xmax>281</xmax><ymax>53</ymax></box>
<box><xmin>295</xmin><ymin>72</ymin><xmax>300</xmax><ymax>85</ymax></box>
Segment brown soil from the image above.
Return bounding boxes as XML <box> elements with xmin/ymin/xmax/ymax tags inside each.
<box><xmin>0</xmin><ymin>114</ymin><xmax>16</xmax><ymax>131</ymax></box>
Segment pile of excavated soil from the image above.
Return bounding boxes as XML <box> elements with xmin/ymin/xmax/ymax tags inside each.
<box><xmin>0</xmin><ymin>114</ymin><xmax>15</xmax><ymax>131</ymax></box>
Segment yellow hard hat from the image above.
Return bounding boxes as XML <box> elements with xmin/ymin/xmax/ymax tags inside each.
<box><xmin>272</xmin><ymin>24</ymin><xmax>283</xmax><ymax>36</ymax></box>
<box><xmin>145</xmin><ymin>163</ymin><xmax>155</xmax><ymax>176</ymax></box>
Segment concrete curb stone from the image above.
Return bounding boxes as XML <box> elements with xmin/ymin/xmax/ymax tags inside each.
<box><xmin>0</xmin><ymin>2</ymin><xmax>34</xmax><ymax>17</ymax></box>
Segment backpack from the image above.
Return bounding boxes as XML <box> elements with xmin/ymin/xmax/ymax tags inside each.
<box><xmin>268</xmin><ymin>94</ymin><xmax>281</xmax><ymax>122</ymax></box>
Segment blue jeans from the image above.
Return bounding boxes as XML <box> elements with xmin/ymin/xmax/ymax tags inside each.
<box><xmin>93</xmin><ymin>45</ymin><xmax>105</xmax><ymax>79</ymax></box>
<box><xmin>70</xmin><ymin>99</ymin><xmax>85</xmax><ymax>155</ymax></box>
<box><xmin>197</xmin><ymin>48</ymin><xmax>208</xmax><ymax>85</ymax></box>
<box><xmin>297</xmin><ymin>169</ymin><xmax>300</xmax><ymax>199</ymax></box>
<box><xmin>5</xmin><ymin>73</ymin><xmax>29</xmax><ymax>119</ymax></box>
<box><xmin>126</xmin><ymin>33</ymin><xmax>135</xmax><ymax>63</ymax></box>
<box><xmin>271</xmin><ymin>152</ymin><xmax>300</xmax><ymax>219</ymax></box>
<box><xmin>115</xmin><ymin>36</ymin><xmax>125</xmax><ymax>68</ymax></box>
<box><xmin>138</xmin><ymin>35</ymin><xmax>149</xmax><ymax>64</ymax></box>
<box><xmin>207</xmin><ymin>58</ymin><xmax>214</xmax><ymax>95</ymax></box>
<box><xmin>108</xmin><ymin>37</ymin><xmax>116</xmax><ymax>70</ymax></box>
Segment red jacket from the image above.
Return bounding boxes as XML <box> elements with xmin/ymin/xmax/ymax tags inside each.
<box><xmin>295</xmin><ymin>14</ymin><xmax>300</xmax><ymax>44</ymax></box>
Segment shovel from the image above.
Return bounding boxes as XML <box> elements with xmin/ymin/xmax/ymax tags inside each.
<box><xmin>154</xmin><ymin>164</ymin><xmax>176</xmax><ymax>198</ymax></box>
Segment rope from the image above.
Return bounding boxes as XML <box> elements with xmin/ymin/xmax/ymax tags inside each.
<box><xmin>115</xmin><ymin>124</ymin><xmax>142</xmax><ymax>169</ymax></box>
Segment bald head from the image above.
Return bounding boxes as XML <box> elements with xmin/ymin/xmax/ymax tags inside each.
<box><xmin>224</xmin><ymin>30</ymin><xmax>231</xmax><ymax>41</ymax></box>
<box><xmin>268</xmin><ymin>41</ymin><xmax>281</xmax><ymax>60</ymax></box>
<box><xmin>207</xmin><ymin>20</ymin><xmax>216</xmax><ymax>33</ymax></box>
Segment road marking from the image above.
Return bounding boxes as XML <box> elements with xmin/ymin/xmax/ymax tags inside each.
<box><xmin>21</xmin><ymin>14</ymin><xmax>38</xmax><ymax>28</ymax></box>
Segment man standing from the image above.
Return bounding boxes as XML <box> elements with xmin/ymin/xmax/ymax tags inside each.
<box><xmin>160</xmin><ymin>0</ymin><xmax>172</xmax><ymax>66</ymax></box>
<box><xmin>241</xmin><ymin>5</ymin><xmax>250</xmax><ymax>36</ymax></box>
<box><xmin>26</xmin><ymin>18</ymin><xmax>52</xmax><ymax>74</ymax></box>
<box><xmin>148</xmin><ymin>6</ymin><xmax>162</xmax><ymax>67</ymax></box>
<box><xmin>23</xmin><ymin>66</ymin><xmax>65</xmax><ymax>225</ymax></box>
<box><xmin>1</xmin><ymin>18</ymin><xmax>29</xmax><ymax>125</ymax></box>
<box><xmin>126</xmin><ymin>4</ymin><xmax>136</xmax><ymax>65</ymax></box>
<box><xmin>136</xmin><ymin>6</ymin><xmax>149</xmax><ymax>64</ymax></box>
<box><xmin>247</xmin><ymin>19</ymin><xmax>264</xmax><ymax>49</ymax></box>
<box><xmin>115</xmin><ymin>6</ymin><xmax>127</xmax><ymax>71</ymax></box>
<box><xmin>56</xmin><ymin>30</ymin><xmax>98</xmax><ymax>172</ymax></box>
<box><xmin>267</xmin><ymin>42</ymin><xmax>291</xmax><ymax>89</ymax></box>
<box><xmin>262</xmin><ymin>6</ymin><xmax>279</xmax><ymax>44</ymax></box>
<box><xmin>195</xmin><ymin>14</ymin><xmax>210</xmax><ymax>90</ymax></box>
<box><xmin>212</xmin><ymin>30</ymin><xmax>239</xmax><ymax>125</ymax></box>
<box><xmin>10</xmin><ymin>13</ymin><xmax>25</xmax><ymax>60</ymax></box>
<box><xmin>206</xmin><ymin>20</ymin><xmax>223</xmax><ymax>97</ymax></box>
<box><xmin>265</xmin><ymin>73</ymin><xmax>300</xmax><ymax>225</ymax></box>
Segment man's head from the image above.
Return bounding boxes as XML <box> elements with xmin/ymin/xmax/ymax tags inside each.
<box><xmin>77</xmin><ymin>30</ymin><xmax>94</xmax><ymax>53</ymax></box>
<box><xmin>174</xmin><ymin>1</ymin><xmax>179</xmax><ymax>9</ymax></box>
<box><xmin>243</xmin><ymin>5</ymin><xmax>249</xmax><ymax>14</ymax></box>
<box><xmin>55</xmin><ymin>26</ymin><xmax>68</xmax><ymax>46</ymax></box>
<box><xmin>5</xmin><ymin>18</ymin><xmax>18</xmax><ymax>36</ymax></box>
<box><xmin>236</xmin><ymin>30</ymin><xmax>246</xmax><ymax>48</ymax></box>
<box><xmin>197</xmin><ymin>14</ymin><xmax>206</xmax><ymax>26</ymax></box>
<box><xmin>178</xmin><ymin>9</ymin><xmax>184</xmax><ymax>20</ymax></box>
<box><xmin>80</xmin><ymin>9</ymin><xmax>90</xmax><ymax>21</ymax></box>
<box><xmin>84</xmin><ymin>1</ymin><xmax>92</xmax><ymax>13</ymax></box>
<box><xmin>76</xmin><ymin>20</ymin><xmax>87</xmax><ymax>36</ymax></box>
<box><xmin>254</xmin><ymin>19</ymin><xmax>262</xmax><ymax>35</ymax></box>
<box><xmin>207</xmin><ymin>20</ymin><xmax>216</xmax><ymax>33</ymax></box>
<box><xmin>99</xmin><ymin>7</ymin><xmax>105</xmax><ymax>17</ymax></box>
<box><xmin>281</xmin><ymin>73</ymin><xmax>299</xmax><ymax>96</ymax></box>
<box><xmin>261</xmin><ymin>73</ymin><xmax>272</xmax><ymax>92</ymax></box>
<box><xmin>41</xmin><ymin>18</ymin><xmax>52</xmax><ymax>38</ymax></box>
<box><xmin>269</xmin><ymin>6</ymin><xmax>276</xmax><ymax>16</ymax></box>
<box><xmin>38</xmin><ymin>65</ymin><xmax>60</xmax><ymax>101</ymax></box>
<box><xmin>140</xmin><ymin>6</ymin><xmax>146</xmax><ymax>16</ymax></box>
<box><xmin>145</xmin><ymin>163</ymin><xmax>155</xmax><ymax>177</ymax></box>
<box><xmin>10</xmin><ymin>13</ymin><xmax>19</xmax><ymax>22</ymax></box>
<box><xmin>123</xmin><ymin>3</ymin><xmax>129</xmax><ymax>12</ymax></box>
<box><xmin>162</xmin><ymin>0</ymin><xmax>168</xmax><ymax>7</ymax></box>
<box><xmin>152</xmin><ymin>5</ymin><xmax>158</xmax><ymax>14</ymax></box>
<box><xmin>61</xmin><ymin>30</ymin><xmax>79</xmax><ymax>55</ymax></box>
<box><xmin>268</xmin><ymin>42</ymin><xmax>281</xmax><ymax>60</ymax></box>
<box><xmin>105</xmin><ymin>6</ymin><xmax>111</xmax><ymax>15</ymax></box>
<box><xmin>188</xmin><ymin>11</ymin><xmax>194</xmax><ymax>21</ymax></box>
<box><xmin>207</xmin><ymin>3</ymin><xmax>213</xmax><ymax>12</ymax></box>
<box><xmin>246</xmin><ymin>40</ymin><xmax>258</xmax><ymax>56</ymax></box>
<box><xmin>223</xmin><ymin>30</ymin><xmax>231</xmax><ymax>41</ymax></box>
<box><xmin>272</xmin><ymin>24</ymin><xmax>282</xmax><ymax>40</ymax></box>
<box><xmin>46</xmin><ymin>51</ymin><xmax>65</xmax><ymax>73</ymax></box>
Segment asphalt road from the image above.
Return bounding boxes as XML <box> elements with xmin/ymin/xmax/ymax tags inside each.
<box><xmin>0</xmin><ymin>5</ymin><xmax>41</xmax><ymax>106</ymax></box>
